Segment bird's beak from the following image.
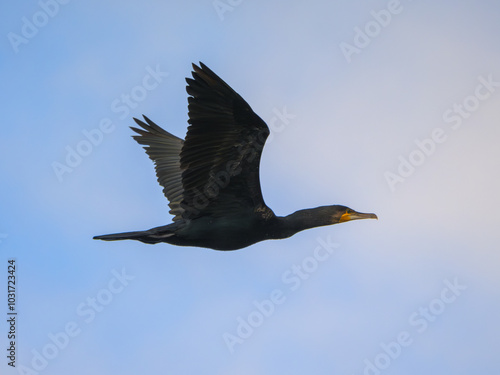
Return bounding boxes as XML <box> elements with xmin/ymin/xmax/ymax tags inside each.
<box><xmin>339</xmin><ymin>211</ymin><xmax>378</xmax><ymax>223</ymax></box>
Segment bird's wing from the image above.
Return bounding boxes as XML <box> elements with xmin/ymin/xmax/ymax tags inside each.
<box><xmin>131</xmin><ymin>116</ymin><xmax>185</xmax><ymax>221</ymax></box>
<box><xmin>179</xmin><ymin>62</ymin><xmax>271</xmax><ymax>220</ymax></box>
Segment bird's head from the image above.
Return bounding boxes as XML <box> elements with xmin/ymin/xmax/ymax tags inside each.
<box><xmin>274</xmin><ymin>205</ymin><xmax>378</xmax><ymax>240</ymax></box>
<box><xmin>331</xmin><ymin>205</ymin><xmax>378</xmax><ymax>224</ymax></box>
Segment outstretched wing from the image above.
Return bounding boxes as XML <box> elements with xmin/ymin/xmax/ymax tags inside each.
<box><xmin>180</xmin><ymin>62</ymin><xmax>271</xmax><ymax>220</ymax></box>
<box><xmin>131</xmin><ymin>116</ymin><xmax>185</xmax><ymax>221</ymax></box>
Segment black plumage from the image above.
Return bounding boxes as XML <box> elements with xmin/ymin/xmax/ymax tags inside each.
<box><xmin>94</xmin><ymin>63</ymin><xmax>377</xmax><ymax>250</ymax></box>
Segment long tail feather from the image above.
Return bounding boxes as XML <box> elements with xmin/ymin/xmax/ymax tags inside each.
<box><xmin>93</xmin><ymin>231</ymin><xmax>148</xmax><ymax>242</ymax></box>
<box><xmin>93</xmin><ymin>224</ymin><xmax>178</xmax><ymax>245</ymax></box>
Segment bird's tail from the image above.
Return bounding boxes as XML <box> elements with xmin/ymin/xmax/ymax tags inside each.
<box><xmin>93</xmin><ymin>231</ymin><xmax>147</xmax><ymax>242</ymax></box>
<box><xmin>93</xmin><ymin>226</ymin><xmax>175</xmax><ymax>245</ymax></box>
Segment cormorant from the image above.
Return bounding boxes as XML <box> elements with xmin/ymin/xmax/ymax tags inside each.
<box><xmin>94</xmin><ymin>62</ymin><xmax>377</xmax><ymax>250</ymax></box>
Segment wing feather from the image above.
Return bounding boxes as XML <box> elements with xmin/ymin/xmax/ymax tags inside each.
<box><xmin>179</xmin><ymin>62</ymin><xmax>272</xmax><ymax>220</ymax></box>
<box><xmin>131</xmin><ymin>116</ymin><xmax>185</xmax><ymax>221</ymax></box>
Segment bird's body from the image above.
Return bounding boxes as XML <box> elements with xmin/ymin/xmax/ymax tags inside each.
<box><xmin>98</xmin><ymin>211</ymin><xmax>271</xmax><ymax>250</ymax></box>
<box><xmin>94</xmin><ymin>63</ymin><xmax>377</xmax><ymax>250</ymax></box>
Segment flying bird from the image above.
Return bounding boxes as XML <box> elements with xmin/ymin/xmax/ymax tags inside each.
<box><xmin>94</xmin><ymin>62</ymin><xmax>377</xmax><ymax>250</ymax></box>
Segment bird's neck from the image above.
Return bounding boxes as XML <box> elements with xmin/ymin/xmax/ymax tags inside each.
<box><xmin>271</xmin><ymin>208</ymin><xmax>332</xmax><ymax>239</ymax></box>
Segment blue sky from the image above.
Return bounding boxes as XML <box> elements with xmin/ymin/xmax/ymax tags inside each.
<box><xmin>1</xmin><ymin>0</ymin><xmax>500</xmax><ymax>374</ymax></box>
